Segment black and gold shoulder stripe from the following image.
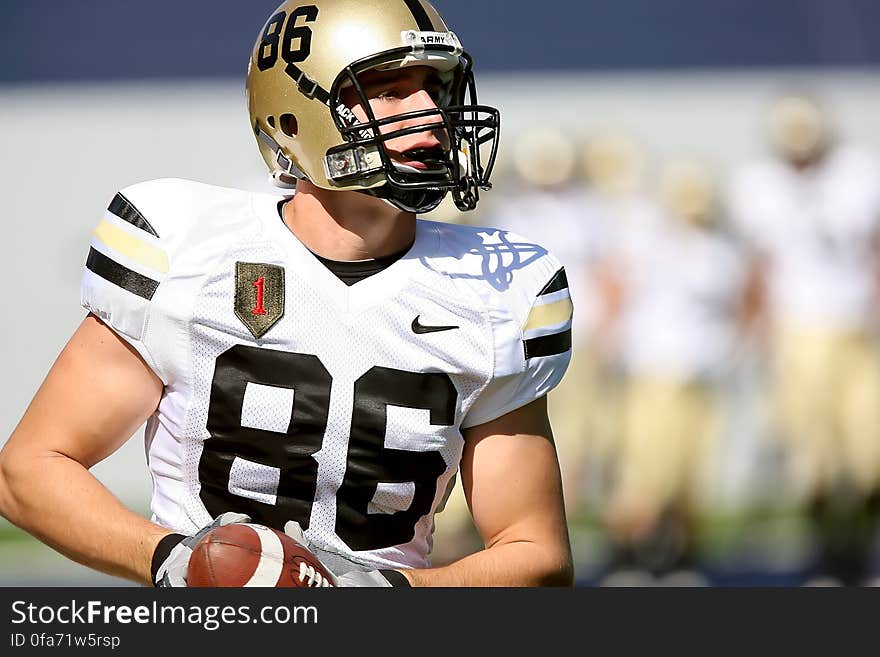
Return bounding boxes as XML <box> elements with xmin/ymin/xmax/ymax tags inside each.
<box><xmin>523</xmin><ymin>267</ymin><xmax>573</xmax><ymax>360</ymax></box>
<box><xmin>87</xmin><ymin>192</ymin><xmax>167</xmax><ymax>300</ymax></box>
<box><xmin>539</xmin><ymin>267</ymin><xmax>569</xmax><ymax>296</ymax></box>
<box><xmin>524</xmin><ymin>330</ymin><xmax>572</xmax><ymax>359</ymax></box>
<box><xmin>86</xmin><ymin>248</ymin><xmax>160</xmax><ymax>300</ymax></box>
<box><xmin>109</xmin><ymin>193</ymin><xmax>159</xmax><ymax>237</ymax></box>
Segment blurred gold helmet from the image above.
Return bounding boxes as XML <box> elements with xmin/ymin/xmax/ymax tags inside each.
<box><xmin>247</xmin><ymin>0</ymin><xmax>500</xmax><ymax>213</ymax></box>
<box><xmin>581</xmin><ymin>131</ymin><xmax>644</xmax><ymax>196</ymax></box>
<box><xmin>658</xmin><ymin>159</ymin><xmax>716</xmax><ymax>228</ymax></box>
<box><xmin>513</xmin><ymin>127</ymin><xmax>577</xmax><ymax>188</ymax></box>
<box><xmin>767</xmin><ymin>94</ymin><xmax>830</xmax><ymax>166</ymax></box>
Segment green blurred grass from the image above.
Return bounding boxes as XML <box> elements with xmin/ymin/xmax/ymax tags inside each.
<box><xmin>1</xmin><ymin>506</ymin><xmax>811</xmax><ymax>555</ymax></box>
<box><xmin>0</xmin><ymin>522</ymin><xmax>37</xmax><ymax>544</ymax></box>
<box><xmin>0</xmin><ymin>505</ymin><xmax>816</xmax><ymax>585</ymax></box>
<box><xmin>567</xmin><ymin>503</ymin><xmax>812</xmax><ymax>565</ymax></box>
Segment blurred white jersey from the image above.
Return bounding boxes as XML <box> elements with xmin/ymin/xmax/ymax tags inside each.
<box><xmin>613</xmin><ymin>218</ymin><xmax>746</xmax><ymax>381</ymax></box>
<box><xmin>80</xmin><ymin>178</ymin><xmax>572</xmax><ymax>570</ymax></box>
<box><xmin>728</xmin><ymin>146</ymin><xmax>880</xmax><ymax>331</ymax></box>
<box><xmin>584</xmin><ymin>190</ymin><xmax>667</xmax><ymax>270</ymax></box>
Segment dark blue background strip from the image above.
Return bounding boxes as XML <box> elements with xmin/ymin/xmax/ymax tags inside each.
<box><xmin>2</xmin><ymin>0</ymin><xmax>879</xmax><ymax>84</ymax></box>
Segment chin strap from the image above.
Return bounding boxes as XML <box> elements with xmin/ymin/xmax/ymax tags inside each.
<box><xmin>254</xmin><ymin>122</ymin><xmax>310</xmax><ymax>183</ymax></box>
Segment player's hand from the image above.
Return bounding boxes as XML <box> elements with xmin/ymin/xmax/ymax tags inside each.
<box><xmin>282</xmin><ymin>521</ymin><xmax>410</xmax><ymax>587</ymax></box>
<box><xmin>152</xmin><ymin>512</ymin><xmax>251</xmax><ymax>587</ymax></box>
<box><xmin>282</xmin><ymin>519</ymin><xmax>311</xmax><ymax>548</ymax></box>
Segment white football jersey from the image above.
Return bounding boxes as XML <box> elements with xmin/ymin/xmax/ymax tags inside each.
<box><xmin>80</xmin><ymin>178</ymin><xmax>572</xmax><ymax>570</ymax></box>
<box><xmin>728</xmin><ymin>145</ymin><xmax>880</xmax><ymax>330</ymax></box>
<box><xmin>613</xmin><ymin>218</ymin><xmax>747</xmax><ymax>381</ymax></box>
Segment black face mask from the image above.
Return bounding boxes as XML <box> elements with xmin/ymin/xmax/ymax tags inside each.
<box><xmin>326</xmin><ymin>47</ymin><xmax>500</xmax><ymax>214</ymax></box>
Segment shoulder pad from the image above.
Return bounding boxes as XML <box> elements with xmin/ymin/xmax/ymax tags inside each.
<box><xmin>426</xmin><ymin>222</ymin><xmax>573</xmax><ymax>427</ymax></box>
<box><xmin>82</xmin><ymin>181</ymin><xmax>180</xmax><ymax>341</ymax></box>
<box><xmin>423</xmin><ymin>221</ymin><xmax>570</xmax><ymax>341</ymax></box>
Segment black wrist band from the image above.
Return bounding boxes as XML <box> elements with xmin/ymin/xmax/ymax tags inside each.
<box><xmin>150</xmin><ymin>533</ymin><xmax>187</xmax><ymax>586</ymax></box>
<box><xmin>379</xmin><ymin>569</ymin><xmax>411</xmax><ymax>587</ymax></box>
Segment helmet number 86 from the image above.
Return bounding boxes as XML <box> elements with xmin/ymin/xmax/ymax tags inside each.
<box><xmin>257</xmin><ymin>6</ymin><xmax>319</xmax><ymax>71</ymax></box>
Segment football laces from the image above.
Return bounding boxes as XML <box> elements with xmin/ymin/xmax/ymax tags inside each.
<box><xmin>298</xmin><ymin>561</ymin><xmax>334</xmax><ymax>587</ymax></box>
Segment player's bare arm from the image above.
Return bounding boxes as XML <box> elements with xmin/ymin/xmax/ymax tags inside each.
<box><xmin>0</xmin><ymin>314</ymin><xmax>169</xmax><ymax>585</ymax></box>
<box><xmin>400</xmin><ymin>396</ymin><xmax>573</xmax><ymax>587</ymax></box>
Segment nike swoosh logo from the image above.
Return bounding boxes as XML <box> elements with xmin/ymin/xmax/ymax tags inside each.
<box><xmin>412</xmin><ymin>316</ymin><xmax>459</xmax><ymax>335</ymax></box>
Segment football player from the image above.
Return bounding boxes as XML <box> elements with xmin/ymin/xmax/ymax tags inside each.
<box><xmin>727</xmin><ymin>93</ymin><xmax>880</xmax><ymax>585</ymax></box>
<box><xmin>601</xmin><ymin>159</ymin><xmax>753</xmax><ymax>583</ymax></box>
<box><xmin>578</xmin><ymin>130</ymin><xmax>658</xmax><ymax>516</ymax></box>
<box><xmin>0</xmin><ymin>0</ymin><xmax>574</xmax><ymax>587</ymax></box>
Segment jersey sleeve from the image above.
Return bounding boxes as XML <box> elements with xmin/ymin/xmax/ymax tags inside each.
<box><xmin>79</xmin><ymin>182</ymin><xmax>172</xmax><ymax>382</ymax></box>
<box><xmin>462</xmin><ymin>254</ymin><xmax>574</xmax><ymax>428</ymax></box>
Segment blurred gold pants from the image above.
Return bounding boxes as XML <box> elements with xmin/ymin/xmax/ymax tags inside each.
<box><xmin>611</xmin><ymin>377</ymin><xmax>719</xmax><ymax>518</ymax></box>
<box><xmin>772</xmin><ymin>327</ymin><xmax>880</xmax><ymax>497</ymax></box>
<box><xmin>547</xmin><ymin>344</ymin><xmax>609</xmax><ymax>511</ymax></box>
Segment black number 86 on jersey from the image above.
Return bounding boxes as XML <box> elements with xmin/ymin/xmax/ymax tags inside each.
<box><xmin>198</xmin><ymin>345</ymin><xmax>456</xmax><ymax>552</ymax></box>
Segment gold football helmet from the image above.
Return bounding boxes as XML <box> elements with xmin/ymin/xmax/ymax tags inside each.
<box><xmin>246</xmin><ymin>0</ymin><xmax>500</xmax><ymax>213</ymax></box>
<box><xmin>513</xmin><ymin>127</ymin><xmax>577</xmax><ymax>189</ymax></box>
<box><xmin>581</xmin><ymin>130</ymin><xmax>644</xmax><ymax>196</ymax></box>
<box><xmin>767</xmin><ymin>93</ymin><xmax>831</xmax><ymax>167</ymax></box>
<box><xmin>658</xmin><ymin>159</ymin><xmax>717</xmax><ymax>228</ymax></box>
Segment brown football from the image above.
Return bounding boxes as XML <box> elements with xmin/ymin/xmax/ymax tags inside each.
<box><xmin>187</xmin><ymin>523</ymin><xmax>336</xmax><ymax>587</ymax></box>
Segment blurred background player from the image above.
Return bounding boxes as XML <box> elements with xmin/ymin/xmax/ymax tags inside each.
<box><xmin>728</xmin><ymin>93</ymin><xmax>880</xmax><ymax>585</ymax></box>
<box><xmin>578</xmin><ymin>131</ymin><xmax>658</xmax><ymax>521</ymax></box>
<box><xmin>600</xmin><ymin>159</ymin><xmax>755</xmax><ymax>584</ymax></box>
<box><xmin>580</xmin><ymin>130</ymin><xmax>656</xmax><ymax>360</ymax></box>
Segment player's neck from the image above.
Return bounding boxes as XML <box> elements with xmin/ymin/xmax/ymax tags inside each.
<box><xmin>283</xmin><ymin>180</ymin><xmax>416</xmax><ymax>261</ymax></box>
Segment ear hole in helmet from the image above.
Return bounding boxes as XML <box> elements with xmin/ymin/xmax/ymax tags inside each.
<box><xmin>266</xmin><ymin>116</ymin><xmax>276</xmax><ymax>129</ymax></box>
<box><xmin>280</xmin><ymin>114</ymin><xmax>298</xmax><ymax>138</ymax></box>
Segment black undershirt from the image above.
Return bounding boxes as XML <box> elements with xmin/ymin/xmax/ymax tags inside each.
<box><xmin>278</xmin><ymin>200</ymin><xmax>411</xmax><ymax>286</ymax></box>
<box><xmin>311</xmin><ymin>247</ymin><xmax>411</xmax><ymax>286</ymax></box>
